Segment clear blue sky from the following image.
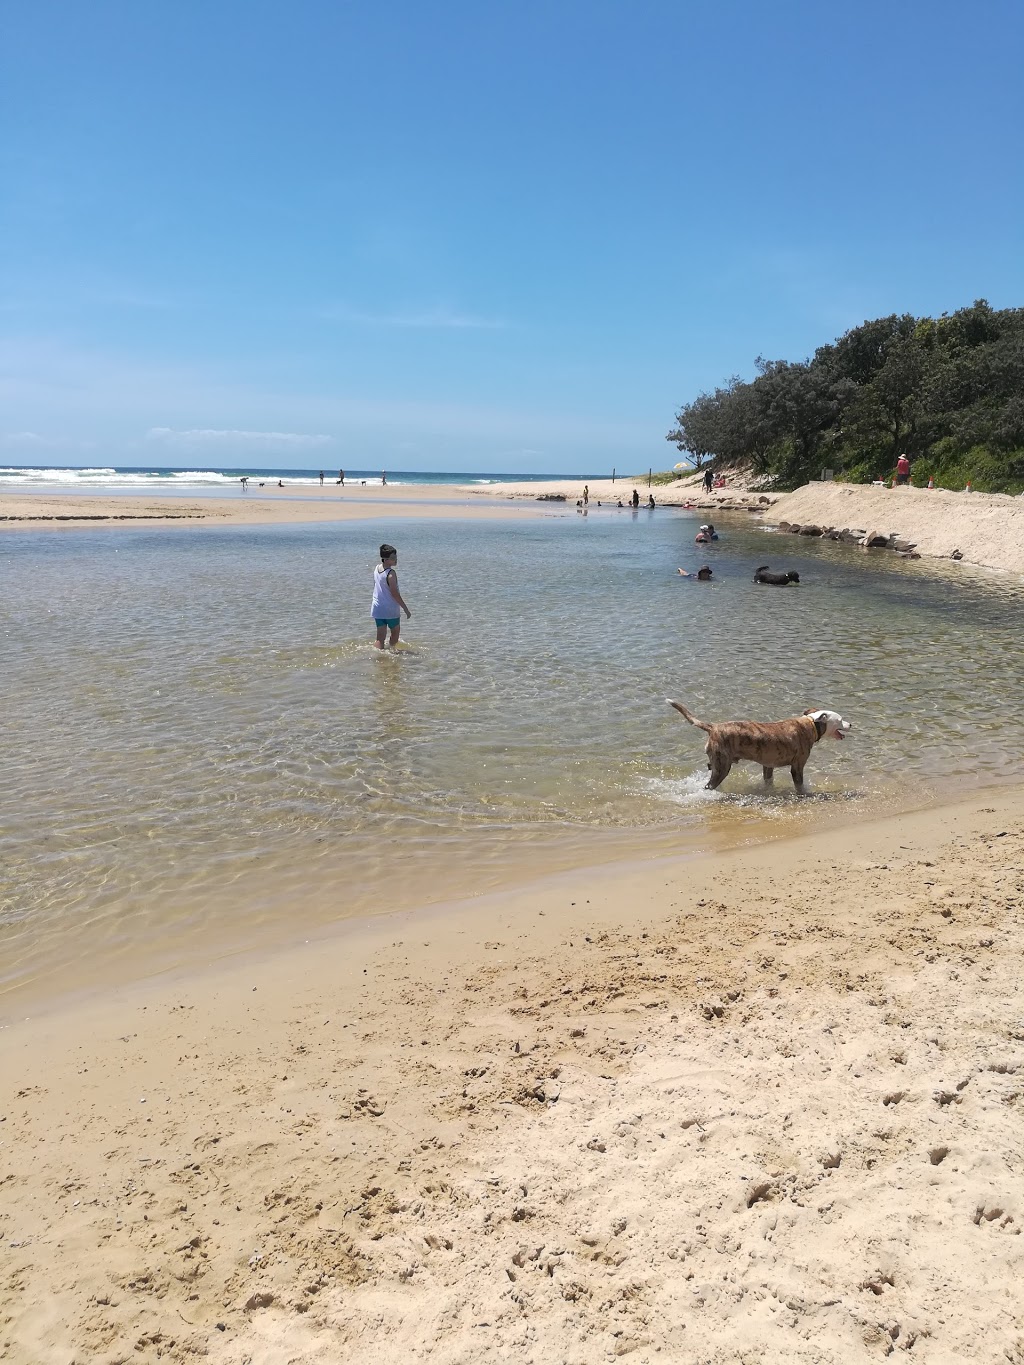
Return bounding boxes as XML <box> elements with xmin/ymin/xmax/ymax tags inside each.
<box><xmin>3</xmin><ymin>0</ymin><xmax>1022</xmax><ymax>473</ymax></box>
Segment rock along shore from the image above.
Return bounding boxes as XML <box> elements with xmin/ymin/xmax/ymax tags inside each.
<box><xmin>766</xmin><ymin>482</ymin><xmax>1024</xmax><ymax>575</ymax></box>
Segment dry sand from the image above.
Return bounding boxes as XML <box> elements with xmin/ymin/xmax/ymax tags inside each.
<box><xmin>462</xmin><ymin>472</ymin><xmax>774</xmax><ymax>514</ymax></box>
<box><xmin>769</xmin><ymin>483</ymin><xmax>1024</xmax><ymax>576</ymax></box>
<box><xmin>3</xmin><ymin>789</ymin><xmax>1024</xmax><ymax>1364</ymax></box>
<box><xmin>0</xmin><ymin>485</ymin><xmax>536</xmax><ymax>531</ymax></box>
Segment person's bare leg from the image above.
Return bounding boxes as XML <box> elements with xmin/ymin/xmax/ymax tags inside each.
<box><xmin>375</xmin><ymin>624</ymin><xmax>388</xmax><ymax>650</ymax></box>
<box><xmin>389</xmin><ymin>623</ymin><xmax>401</xmax><ymax>648</ymax></box>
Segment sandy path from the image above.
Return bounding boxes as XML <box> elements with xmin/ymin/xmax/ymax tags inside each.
<box><xmin>3</xmin><ymin>788</ymin><xmax>1023</xmax><ymax>1364</ymax></box>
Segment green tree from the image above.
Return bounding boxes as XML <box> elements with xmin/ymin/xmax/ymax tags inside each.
<box><xmin>667</xmin><ymin>299</ymin><xmax>1024</xmax><ymax>492</ymax></box>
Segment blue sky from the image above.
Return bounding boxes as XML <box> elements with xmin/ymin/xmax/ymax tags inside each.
<box><xmin>3</xmin><ymin>0</ymin><xmax>1023</xmax><ymax>474</ymax></box>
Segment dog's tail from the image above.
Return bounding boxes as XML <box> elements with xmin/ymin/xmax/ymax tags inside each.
<box><xmin>754</xmin><ymin>565</ymin><xmax>769</xmax><ymax>573</ymax></box>
<box><xmin>666</xmin><ymin>699</ymin><xmax>712</xmax><ymax>732</ymax></box>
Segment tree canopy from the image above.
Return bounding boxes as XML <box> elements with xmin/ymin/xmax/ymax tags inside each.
<box><xmin>667</xmin><ymin>301</ymin><xmax>1024</xmax><ymax>492</ymax></box>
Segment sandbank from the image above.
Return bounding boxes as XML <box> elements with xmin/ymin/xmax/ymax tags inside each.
<box><xmin>0</xmin><ymin>484</ymin><xmax>536</xmax><ymax>531</ymax></box>
<box><xmin>3</xmin><ymin>787</ymin><xmax>1023</xmax><ymax>1363</ymax></box>
<box><xmin>768</xmin><ymin>482</ymin><xmax>1024</xmax><ymax>576</ymax></box>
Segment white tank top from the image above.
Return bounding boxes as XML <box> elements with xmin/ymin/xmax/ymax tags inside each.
<box><xmin>371</xmin><ymin>564</ymin><xmax>401</xmax><ymax>618</ymax></box>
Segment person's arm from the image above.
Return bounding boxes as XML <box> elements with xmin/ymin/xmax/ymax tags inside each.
<box><xmin>387</xmin><ymin>569</ymin><xmax>411</xmax><ymax>618</ymax></box>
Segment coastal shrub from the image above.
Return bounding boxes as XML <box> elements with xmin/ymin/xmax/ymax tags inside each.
<box><xmin>667</xmin><ymin>300</ymin><xmax>1024</xmax><ymax>491</ymax></box>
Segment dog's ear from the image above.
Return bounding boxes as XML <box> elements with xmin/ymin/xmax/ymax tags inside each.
<box><xmin>803</xmin><ymin>708</ymin><xmax>814</xmax><ymax>715</ymax></box>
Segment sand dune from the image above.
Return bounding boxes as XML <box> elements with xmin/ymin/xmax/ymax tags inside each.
<box><xmin>3</xmin><ymin>790</ymin><xmax>1023</xmax><ymax>1364</ymax></box>
<box><xmin>770</xmin><ymin>482</ymin><xmax>1024</xmax><ymax>576</ymax></box>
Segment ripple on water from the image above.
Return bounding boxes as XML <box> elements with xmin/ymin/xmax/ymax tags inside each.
<box><xmin>3</xmin><ymin>512</ymin><xmax>1024</xmax><ymax>997</ymax></box>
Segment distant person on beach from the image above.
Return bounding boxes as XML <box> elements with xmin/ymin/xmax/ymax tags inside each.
<box><xmin>703</xmin><ymin>467</ymin><xmax>713</xmax><ymax>494</ymax></box>
<box><xmin>631</xmin><ymin>488</ymin><xmax>640</xmax><ymax>509</ymax></box>
<box><xmin>895</xmin><ymin>453</ymin><xmax>911</xmax><ymax>485</ymax></box>
<box><xmin>382</xmin><ymin>471</ymin><xmax>387</xmax><ymax>486</ymax></box>
<box><xmin>338</xmin><ymin>469</ymin><xmax>345</xmax><ymax>486</ymax></box>
<box><xmin>617</xmin><ymin>500</ymin><xmax>624</xmax><ymax>508</ymax></box>
<box><xmin>583</xmin><ymin>484</ymin><xmax>589</xmax><ymax>505</ymax></box>
<box><xmin>679</xmin><ymin>565</ymin><xmax>713</xmax><ymax>580</ymax></box>
<box><xmin>371</xmin><ymin>542</ymin><xmax>411</xmax><ymax>650</ymax></box>
<box><xmin>277</xmin><ymin>479</ymin><xmax>284</xmax><ymax>488</ymax></box>
<box><xmin>239</xmin><ymin>477</ymin><xmax>248</xmax><ymax>491</ymax></box>
<box><xmin>319</xmin><ymin>470</ymin><xmax>324</xmax><ymax>486</ymax></box>
<box><xmin>648</xmin><ymin>494</ymin><xmax>656</xmax><ymax>509</ymax></box>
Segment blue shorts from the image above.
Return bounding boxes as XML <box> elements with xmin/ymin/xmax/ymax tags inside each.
<box><xmin>374</xmin><ymin>617</ymin><xmax>400</xmax><ymax>630</ymax></box>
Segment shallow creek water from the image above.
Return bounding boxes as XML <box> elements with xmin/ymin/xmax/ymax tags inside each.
<box><xmin>3</xmin><ymin>507</ymin><xmax>1023</xmax><ymax>1001</ymax></box>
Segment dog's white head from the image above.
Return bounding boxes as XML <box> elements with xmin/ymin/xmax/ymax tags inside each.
<box><xmin>804</xmin><ymin>708</ymin><xmax>852</xmax><ymax>740</ymax></box>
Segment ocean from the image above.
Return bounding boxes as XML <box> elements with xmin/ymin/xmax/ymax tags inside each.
<box><xmin>3</xmin><ymin>502</ymin><xmax>1024</xmax><ymax>1005</ymax></box>
<box><xmin>0</xmin><ymin>463</ymin><xmax>593</xmax><ymax>492</ymax></box>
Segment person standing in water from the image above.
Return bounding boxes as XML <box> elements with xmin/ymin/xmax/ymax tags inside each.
<box><xmin>319</xmin><ymin>470</ymin><xmax>324</xmax><ymax>486</ymax></box>
<box><xmin>582</xmin><ymin>483</ymin><xmax>589</xmax><ymax>505</ymax></box>
<box><xmin>382</xmin><ymin>470</ymin><xmax>387</xmax><ymax>486</ymax></box>
<box><xmin>371</xmin><ymin>542</ymin><xmax>411</xmax><ymax>650</ymax></box>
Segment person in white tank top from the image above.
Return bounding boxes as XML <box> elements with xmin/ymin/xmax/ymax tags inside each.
<box><xmin>371</xmin><ymin>542</ymin><xmax>411</xmax><ymax>649</ymax></box>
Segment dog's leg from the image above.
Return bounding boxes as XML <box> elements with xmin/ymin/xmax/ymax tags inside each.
<box><xmin>790</xmin><ymin>762</ymin><xmax>807</xmax><ymax>793</ymax></box>
<box><xmin>762</xmin><ymin>766</ymin><xmax>774</xmax><ymax>784</ymax></box>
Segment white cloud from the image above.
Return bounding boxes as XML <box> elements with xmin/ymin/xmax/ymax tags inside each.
<box><xmin>146</xmin><ymin>427</ymin><xmax>332</xmax><ymax>447</ymax></box>
<box><xmin>1</xmin><ymin>430</ymin><xmax>47</xmax><ymax>444</ymax></box>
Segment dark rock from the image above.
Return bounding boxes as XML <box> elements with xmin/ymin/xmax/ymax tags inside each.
<box><xmin>536</xmin><ymin>493</ymin><xmax>566</xmax><ymax>501</ymax></box>
<box><xmin>892</xmin><ymin>537</ymin><xmax>917</xmax><ymax>552</ymax></box>
<box><xmin>798</xmin><ymin>523</ymin><xmax>822</xmax><ymax>536</ymax></box>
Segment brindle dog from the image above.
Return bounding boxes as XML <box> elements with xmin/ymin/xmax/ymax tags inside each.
<box><xmin>666</xmin><ymin>699</ymin><xmax>851</xmax><ymax>792</ymax></box>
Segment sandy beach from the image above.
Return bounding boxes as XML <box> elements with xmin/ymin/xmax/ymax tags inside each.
<box><xmin>4</xmin><ymin>476</ymin><xmax>1024</xmax><ymax>1363</ymax></box>
<box><xmin>3</xmin><ymin>787</ymin><xmax>1023</xmax><ymax>1364</ymax></box>
<box><xmin>769</xmin><ymin>483</ymin><xmax>1024</xmax><ymax>577</ymax></box>
<box><xmin>0</xmin><ymin>484</ymin><xmax>536</xmax><ymax>530</ymax></box>
<box><xmin>7</xmin><ymin>477</ymin><xmax>1024</xmax><ymax>576</ymax></box>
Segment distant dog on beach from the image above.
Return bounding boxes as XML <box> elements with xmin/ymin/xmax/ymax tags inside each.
<box><xmin>753</xmin><ymin>565</ymin><xmax>800</xmax><ymax>585</ymax></box>
<box><xmin>666</xmin><ymin>699</ymin><xmax>851</xmax><ymax>792</ymax></box>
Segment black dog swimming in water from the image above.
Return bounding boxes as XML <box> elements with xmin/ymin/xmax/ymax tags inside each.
<box><xmin>753</xmin><ymin>565</ymin><xmax>800</xmax><ymax>585</ymax></box>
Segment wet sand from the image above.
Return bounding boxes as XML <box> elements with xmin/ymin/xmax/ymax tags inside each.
<box><xmin>0</xmin><ymin>484</ymin><xmax>537</xmax><ymax>530</ymax></box>
<box><xmin>3</xmin><ymin>786</ymin><xmax>1023</xmax><ymax>1364</ymax></box>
